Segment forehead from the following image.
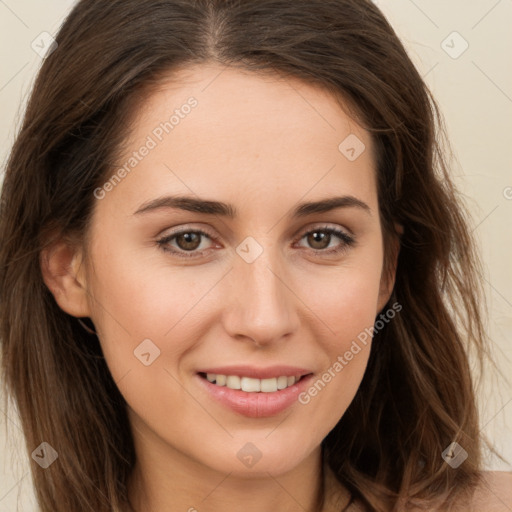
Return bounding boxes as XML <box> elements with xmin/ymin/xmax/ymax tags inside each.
<box><xmin>102</xmin><ymin>64</ymin><xmax>378</xmax><ymax>217</ymax></box>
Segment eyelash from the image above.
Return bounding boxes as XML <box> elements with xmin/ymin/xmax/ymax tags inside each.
<box><xmin>156</xmin><ymin>225</ymin><xmax>356</xmax><ymax>259</ymax></box>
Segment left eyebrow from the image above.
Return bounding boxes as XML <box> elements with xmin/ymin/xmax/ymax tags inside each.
<box><xmin>133</xmin><ymin>194</ymin><xmax>372</xmax><ymax>218</ymax></box>
<box><xmin>292</xmin><ymin>195</ymin><xmax>371</xmax><ymax>217</ymax></box>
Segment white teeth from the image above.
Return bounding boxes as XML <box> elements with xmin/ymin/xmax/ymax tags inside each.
<box><xmin>260</xmin><ymin>378</ymin><xmax>277</xmax><ymax>393</ymax></box>
<box><xmin>204</xmin><ymin>373</ymin><xmax>301</xmax><ymax>392</ymax></box>
<box><xmin>215</xmin><ymin>374</ymin><xmax>227</xmax><ymax>386</ymax></box>
<box><xmin>241</xmin><ymin>377</ymin><xmax>260</xmax><ymax>392</ymax></box>
<box><xmin>277</xmin><ymin>376</ymin><xmax>288</xmax><ymax>390</ymax></box>
<box><xmin>226</xmin><ymin>375</ymin><xmax>241</xmax><ymax>389</ymax></box>
<box><xmin>207</xmin><ymin>373</ymin><xmax>227</xmax><ymax>386</ymax></box>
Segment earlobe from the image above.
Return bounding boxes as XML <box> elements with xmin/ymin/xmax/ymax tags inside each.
<box><xmin>377</xmin><ymin>224</ymin><xmax>402</xmax><ymax>312</ymax></box>
<box><xmin>377</xmin><ymin>270</ymin><xmax>396</xmax><ymax>314</ymax></box>
<box><xmin>40</xmin><ymin>241</ymin><xmax>91</xmax><ymax>318</ymax></box>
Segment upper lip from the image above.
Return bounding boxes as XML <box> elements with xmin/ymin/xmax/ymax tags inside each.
<box><xmin>197</xmin><ymin>365</ymin><xmax>313</xmax><ymax>379</ymax></box>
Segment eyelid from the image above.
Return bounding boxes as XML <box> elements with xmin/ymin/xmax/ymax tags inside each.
<box><xmin>293</xmin><ymin>222</ymin><xmax>354</xmax><ymax>241</ymax></box>
<box><xmin>158</xmin><ymin>224</ymin><xmax>218</xmax><ymax>240</ymax></box>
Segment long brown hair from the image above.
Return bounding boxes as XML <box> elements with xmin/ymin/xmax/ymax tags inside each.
<box><xmin>0</xmin><ymin>1</ymin><xmax>489</xmax><ymax>510</ymax></box>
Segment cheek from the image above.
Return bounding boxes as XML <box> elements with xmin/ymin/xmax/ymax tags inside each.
<box><xmin>87</xmin><ymin>231</ymin><xmax>198</xmax><ymax>331</ymax></box>
<box><xmin>293</xmin><ymin>248</ymin><xmax>384</xmax><ymax>344</ymax></box>
<box><xmin>288</xmin><ymin>271</ymin><xmax>378</xmax><ymax>436</ymax></box>
<box><xmin>85</xmin><ymin>254</ymin><xmax>208</xmax><ymax>429</ymax></box>
<box><xmin>289</xmin><ymin>248</ymin><xmax>383</xmax><ymax>419</ymax></box>
<box><xmin>85</xmin><ymin>236</ymin><xmax>236</xmax><ymax>401</ymax></box>
<box><xmin>292</xmin><ymin>270</ymin><xmax>378</xmax><ymax>421</ymax></box>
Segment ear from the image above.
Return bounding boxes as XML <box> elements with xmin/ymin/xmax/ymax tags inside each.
<box><xmin>377</xmin><ymin>223</ymin><xmax>402</xmax><ymax>313</ymax></box>
<box><xmin>40</xmin><ymin>240</ymin><xmax>91</xmax><ymax>318</ymax></box>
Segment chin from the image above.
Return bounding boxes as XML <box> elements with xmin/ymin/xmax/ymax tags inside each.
<box><xmin>193</xmin><ymin>435</ymin><xmax>316</xmax><ymax>477</ymax></box>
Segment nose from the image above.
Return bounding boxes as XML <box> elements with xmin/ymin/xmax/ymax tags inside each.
<box><xmin>222</xmin><ymin>245</ymin><xmax>300</xmax><ymax>347</ymax></box>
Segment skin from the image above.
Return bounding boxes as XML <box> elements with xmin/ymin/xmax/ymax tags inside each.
<box><xmin>41</xmin><ymin>64</ymin><xmax>511</xmax><ymax>511</ymax></box>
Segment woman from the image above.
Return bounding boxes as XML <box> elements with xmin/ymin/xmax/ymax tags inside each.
<box><xmin>0</xmin><ymin>1</ymin><xmax>510</xmax><ymax>510</ymax></box>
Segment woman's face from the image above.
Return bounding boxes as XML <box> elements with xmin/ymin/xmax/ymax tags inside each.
<box><xmin>81</xmin><ymin>64</ymin><xmax>395</xmax><ymax>476</ymax></box>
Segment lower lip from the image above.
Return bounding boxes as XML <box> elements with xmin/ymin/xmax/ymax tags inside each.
<box><xmin>196</xmin><ymin>373</ymin><xmax>314</xmax><ymax>418</ymax></box>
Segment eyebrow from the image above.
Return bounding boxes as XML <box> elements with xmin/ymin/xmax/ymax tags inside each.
<box><xmin>133</xmin><ymin>194</ymin><xmax>371</xmax><ymax>218</ymax></box>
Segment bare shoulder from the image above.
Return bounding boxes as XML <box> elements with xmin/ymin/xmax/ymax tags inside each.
<box><xmin>406</xmin><ymin>471</ymin><xmax>512</xmax><ymax>512</ymax></box>
<box><xmin>468</xmin><ymin>471</ymin><xmax>512</xmax><ymax>511</ymax></box>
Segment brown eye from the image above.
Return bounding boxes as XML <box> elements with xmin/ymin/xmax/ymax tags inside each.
<box><xmin>296</xmin><ymin>226</ymin><xmax>356</xmax><ymax>256</ymax></box>
<box><xmin>306</xmin><ymin>231</ymin><xmax>332</xmax><ymax>250</ymax></box>
<box><xmin>157</xmin><ymin>229</ymin><xmax>216</xmax><ymax>258</ymax></box>
<box><xmin>175</xmin><ymin>232</ymin><xmax>202</xmax><ymax>251</ymax></box>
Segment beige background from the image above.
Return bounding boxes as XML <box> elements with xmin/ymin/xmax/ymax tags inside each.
<box><xmin>1</xmin><ymin>0</ymin><xmax>511</xmax><ymax>510</ymax></box>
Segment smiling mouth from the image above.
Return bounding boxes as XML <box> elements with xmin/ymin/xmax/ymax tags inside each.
<box><xmin>198</xmin><ymin>372</ymin><xmax>312</xmax><ymax>393</ymax></box>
